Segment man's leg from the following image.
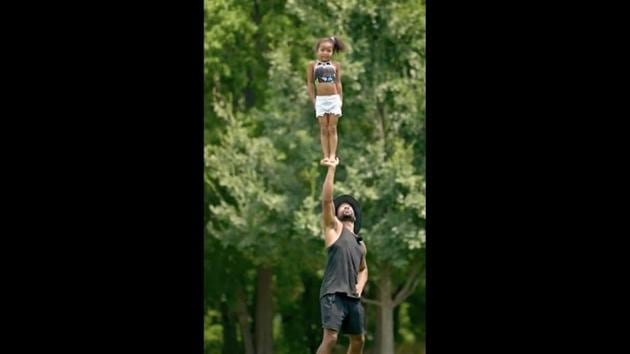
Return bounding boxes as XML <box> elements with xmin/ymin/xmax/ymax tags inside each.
<box><xmin>316</xmin><ymin>328</ymin><xmax>339</xmax><ymax>354</ymax></box>
<box><xmin>346</xmin><ymin>334</ymin><xmax>365</xmax><ymax>354</ymax></box>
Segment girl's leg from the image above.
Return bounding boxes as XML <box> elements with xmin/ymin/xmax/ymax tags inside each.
<box><xmin>327</xmin><ymin>115</ymin><xmax>339</xmax><ymax>161</ymax></box>
<box><xmin>318</xmin><ymin>115</ymin><xmax>330</xmax><ymax>164</ymax></box>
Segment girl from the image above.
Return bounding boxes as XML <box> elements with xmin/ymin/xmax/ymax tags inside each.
<box><xmin>306</xmin><ymin>36</ymin><xmax>346</xmax><ymax>165</ymax></box>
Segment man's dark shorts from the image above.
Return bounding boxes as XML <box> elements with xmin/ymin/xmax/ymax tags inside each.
<box><xmin>320</xmin><ymin>292</ymin><xmax>364</xmax><ymax>335</ymax></box>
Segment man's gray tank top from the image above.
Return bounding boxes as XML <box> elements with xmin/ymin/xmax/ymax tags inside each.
<box><xmin>319</xmin><ymin>226</ymin><xmax>365</xmax><ymax>299</ymax></box>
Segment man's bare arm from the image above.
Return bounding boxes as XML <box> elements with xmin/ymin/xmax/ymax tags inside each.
<box><xmin>356</xmin><ymin>244</ymin><xmax>368</xmax><ymax>296</ymax></box>
<box><xmin>321</xmin><ymin>159</ymin><xmax>338</xmax><ymax>229</ymax></box>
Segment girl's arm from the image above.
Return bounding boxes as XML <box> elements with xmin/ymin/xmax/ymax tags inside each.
<box><xmin>306</xmin><ymin>61</ymin><xmax>316</xmax><ymax>107</ymax></box>
<box><xmin>335</xmin><ymin>62</ymin><xmax>343</xmax><ymax>101</ymax></box>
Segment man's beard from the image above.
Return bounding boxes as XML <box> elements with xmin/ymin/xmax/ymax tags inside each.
<box><xmin>339</xmin><ymin>213</ymin><xmax>356</xmax><ymax>222</ymax></box>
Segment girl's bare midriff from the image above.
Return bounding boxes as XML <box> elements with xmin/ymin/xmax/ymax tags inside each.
<box><xmin>316</xmin><ymin>82</ymin><xmax>339</xmax><ymax>96</ymax></box>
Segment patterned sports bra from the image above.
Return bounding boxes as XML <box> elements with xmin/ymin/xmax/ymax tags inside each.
<box><xmin>314</xmin><ymin>61</ymin><xmax>336</xmax><ymax>84</ymax></box>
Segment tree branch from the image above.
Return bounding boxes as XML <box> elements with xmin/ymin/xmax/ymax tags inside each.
<box><xmin>393</xmin><ymin>277</ymin><xmax>420</xmax><ymax>307</ymax></box>
<box><xmin>392</xmin><ymin>262</ymin><xmax>425</xmax><ymax>307</ymax></box>
<box><xmin>361</xmin><ymin>297</ymin><xmax>383</xmax><ymax>306</ymax></box>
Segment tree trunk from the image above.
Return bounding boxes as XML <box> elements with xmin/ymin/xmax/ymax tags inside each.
<box><xmin>255</xmin><ymin>266</ymin><xmax>273</xmax><ymax>354</ymax></box>
<box><xmin>376</xmin><ymin>267</ymin><xmax>395</xmax><ymax>354</ymax></box>
<box><xmin>370</xmin><ymin>263</ymin><xmax>423</xmax><ymax>354</ymax></box>
<box><xmin>302</xmin><ymin>272</ymin><xmax>320</xmax><ymax>354</ymax></box>
<box><xmin>374</xmin><ymin>303</ymin><xmax>382</xmax><ymax>353</ymax></box>
<box><xmin>220</xmin><ymin>299</ymin><xmax>239</xmax><ymax>354</ymax></box>
<box><xmin>393</xmin><ymin>304</ymin><xmax>401</xmax><ymax>344</ymax></box>
<box><xmin>235</xmin><ymin>287</ymin><xmax>255</xmax><ymax>354</ymax></box>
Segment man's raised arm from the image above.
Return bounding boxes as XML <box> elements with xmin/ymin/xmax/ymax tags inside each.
<box><xmin>321</xmin><ymin>158</ymin><xmax>339</xmax><ymax>229</ymax></box>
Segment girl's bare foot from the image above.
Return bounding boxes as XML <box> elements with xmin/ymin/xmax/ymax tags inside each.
<box><xmin>324</xmin><ymin>157</ymin><xmax>339</xmax><ymax>167</ymax></box>
<box><xmin>320</xmin><ymin>157</ymin><xmax>330</xmax><ymax>165</ymax></box>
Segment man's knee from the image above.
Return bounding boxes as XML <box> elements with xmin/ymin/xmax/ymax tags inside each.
<box><xmin>323</xmin><ymin>329</ymin><xmax>338</xmax><ymax>345</ymax></box>
<box><xmin>349</xmin><ymin>334</ymin><xmax>364</xmax><ymax>346</ymax></box>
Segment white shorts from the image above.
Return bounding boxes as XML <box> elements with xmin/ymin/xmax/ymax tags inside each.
<box><xmin>315</xmin><ymin>95</ymin><xmax>342</xmax><ymax>118</ymax></box>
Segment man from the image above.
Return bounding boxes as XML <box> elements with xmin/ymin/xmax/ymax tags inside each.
<box><xmin>316</xmin><ymin>157</ymin><xmax>368</xmax><ymax>354</ymax></box>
